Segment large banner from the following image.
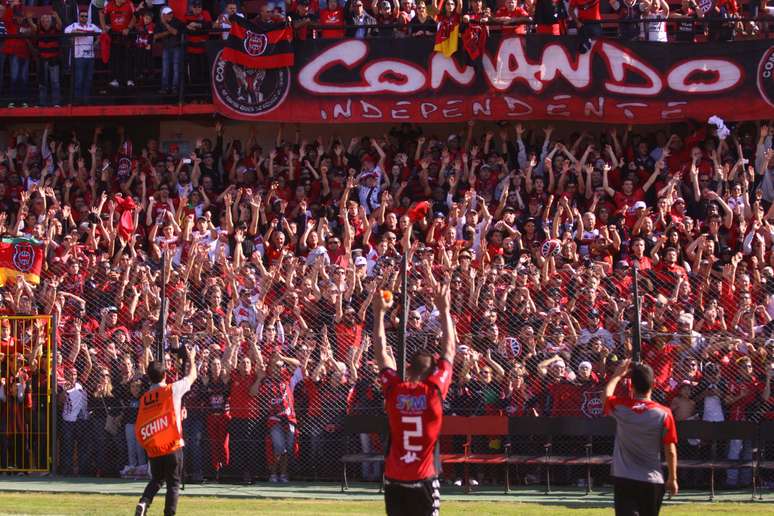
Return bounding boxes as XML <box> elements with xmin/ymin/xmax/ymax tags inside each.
<box><xmin>210</xmin><ymin>35</ymin><xmax>774</xmax><ymax>124</ymax></box>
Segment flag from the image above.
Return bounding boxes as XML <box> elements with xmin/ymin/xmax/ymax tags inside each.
<box><xmin>0</xmin><ymin>237</ymin><xmax>44</xmax><ymax>286</ymax></box>
<box><xmin>222</xmin><ymin>16</ymin><xmax>294</xmax><ymax>69</ymax></box>
<box><xmin>463</xmin><ymin>23</ymin><xmax>488</xmax><ymax>61</ymax></box>
<box><xmin>114</xmin><ymin>195</ymin><xmax>138</xmax><ymax>242</ymax></box>
<box><xmin>434</xmin><ymin>11</ymin><xmax>460</xmax><ymax>58</ymax></box>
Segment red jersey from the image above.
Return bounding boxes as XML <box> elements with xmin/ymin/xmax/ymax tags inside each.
<box><xmin>495</xmin><ymin>6</ymin><xmax>529</xmax><ymax>35</ymax></box>
<box><xmin>569</xmin><ymin>0</ymin><xmax>601</xmax><ymax>21</ymax></box>
<box><xmin>228</xmin><ymin>371</ymin><xmax>259</xmax><ymax>419</ymax></box>
<box><xmin>381</xmin><ymin>358</ymin><xmax>452</xmax><ymax>482</ymax></box>
<box><xmin>261</xmin><ymin>369</ymin><xmax>298</xmax><ymax>427</ymax></box>
<box><xmin>726</xmin><ymin>377</ymin><xmax>761</xmax><ymax>422</ymax></box>
<box><xmin>641</xmin><ymin>342</ymin><xmax>680</xmax><ymax>390</ymax></box>
<box><xmin>319</xmin><ymin>8</ymin><xmax>345</xmax><ymax>39</ymax></box>
<box><xmin>104</xmin><ymin>1</ymin><xmax>135</xmax><ymax>31</ymax></box>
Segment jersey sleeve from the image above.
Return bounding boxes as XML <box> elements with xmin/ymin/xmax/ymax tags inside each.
<box><xmin>172</xmin><ymin>377</ymin><xmax>192</xmax><ymax>403</ymax></box>
<box><xmin>425</xmin><ymin>358</ymin><xmax>453</xmax><ymax>400</ymax></box>
<box><xmin>603</xmin><ymin>395</ymin><xmax>619</xmax><ymax>416</ymax></box>
<box><xmin>662</xmin><ymin>408</ymin><xmax>678</xmax><ymax>445</ymax></box>
<box><xmin>379</xmin><ymin>367</ymin><xmax>401</xmax><ymax>396</ymax></box>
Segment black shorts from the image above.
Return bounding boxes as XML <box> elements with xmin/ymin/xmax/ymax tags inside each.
<box><xmin>613</xmin><ymin>476</ymin><xmax>666</xmax><ymax>516</ymax></box>
<box><xmin>384</xmin><ymin>477</ymin><xmax>440</xmax><ymax>516</ymax></box>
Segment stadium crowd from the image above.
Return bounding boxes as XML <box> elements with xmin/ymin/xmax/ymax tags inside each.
<box><xmin>1</xmin><ymin>119</ymin><xmax>774</xmax><ymax>489</ymax></box>
<box><xmin>0</xmin><ymin>0</ymin><xmax>769</xmax><ymax>106</ymax></box>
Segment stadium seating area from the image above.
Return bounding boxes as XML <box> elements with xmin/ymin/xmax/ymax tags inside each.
<box><xmin>0</xmin><ymin>116</ymin><xmax>774</xmax><ymax>493</ymax></box>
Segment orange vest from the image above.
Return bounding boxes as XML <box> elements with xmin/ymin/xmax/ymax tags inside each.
<box><xmin>135</xmin><ymin>384</ymin><xmax>183</xmax><ymax>458</ymax></box>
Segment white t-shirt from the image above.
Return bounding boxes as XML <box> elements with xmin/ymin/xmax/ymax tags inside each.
<box><xmin>702</xmin><ymin>395</ymin><xmax>724</xmax><ymax>422</ymax></box>
<box><xmin>579</xmin><ymin>327</ymin><xmax>615</xmax><ymax>350</ymax></box>
<box><xmin>62</xmin><ymin>383</ymin><xmax>88</xmax><ymax>422</ymax></box>
<box><xmin>64</xmin><ymin>22</ymin><xmax>102</xmax><ymax>59</ymax></box>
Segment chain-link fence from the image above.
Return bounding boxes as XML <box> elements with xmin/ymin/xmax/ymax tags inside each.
<box><xmin>3</xmin><ymin>118</ymin><xmax>774</xmax><ymax>494</ymax></box>
<box><xmin>46</xmin><ymin>234</ymin><xmax>774</xmax><ymax>490</ymax></box>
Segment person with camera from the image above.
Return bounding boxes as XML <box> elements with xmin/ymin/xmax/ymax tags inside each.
<box><xmin>134</xmin><ymin>342</ymin><xmax>196</xmax><ymax>516</ymax></box>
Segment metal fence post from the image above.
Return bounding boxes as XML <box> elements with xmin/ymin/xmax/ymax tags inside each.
<box><xmin>397</xmin><ymin>252</ymin><xmax>409</xmax><ymax>379</ymax></box>
<box><xmin>631</xmin><ymin>262</ymin><xmax>642</xmax><ymax>363</ymax></box>
<box><xmin>178</xmin><ymin>32</ymin><xmax>186</xmax><ymax>105</ymax></box>
<box><xmin>68</xmin><ymin>42</ymin><xmax>75</xmax><ymax>107</ymax></box>
<box><xmin>49</xmin><ymin>312</ymin><xmax>58</xmax><ymax>476</ymax></box>
<box><xmin>158</xmin><ymin>248</ymin><xmax>167</xmax><ymax>359</ymax></box>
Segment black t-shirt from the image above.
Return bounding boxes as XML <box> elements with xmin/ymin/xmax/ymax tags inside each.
<box><xmin>290</xmin><ymin>11</ymin><xmax>318</xmax><ymax>40</ymax></box>
<box><xmin>409</xmin><ymin>15</ymin><xmax>436</xmax><ymax>34</ymax></box>
<box><xmin>160</xmin><ymin>18</ymin><xmax>187</xmax><ymax>49</ymax></box>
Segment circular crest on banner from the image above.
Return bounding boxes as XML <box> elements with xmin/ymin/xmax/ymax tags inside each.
<box><xmin>243</xmin><ymin>31</ymin><xmax>268</xmax><ymax>56</ymax></box>
<box><xmin>211</xmin><ymin>49</ymin><xmax>291</xmax><ymax>117</ymax></box>
<box><xmin>757</xmin><ymin>46</ymin><xmax>774</xmax><ymax>108</ymax></box>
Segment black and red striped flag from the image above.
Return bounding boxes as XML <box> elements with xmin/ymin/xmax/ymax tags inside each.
<box><xmin>222</xmin><ymin>16</ymin><xmax>294</xmax><ymax>69</ymax></box>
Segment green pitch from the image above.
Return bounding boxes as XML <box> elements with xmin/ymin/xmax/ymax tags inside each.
<box><xmin>0</xmin><ymin>493</ymin><xmax>770</xmax><ymax>515</ymax></box>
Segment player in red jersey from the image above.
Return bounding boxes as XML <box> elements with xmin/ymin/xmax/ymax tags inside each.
<box><xmin>373</xmin><ymin>275</ymin><xmax>455</xmax><ymax>516</ymax></box>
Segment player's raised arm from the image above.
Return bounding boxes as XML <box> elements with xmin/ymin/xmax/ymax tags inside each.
<box><xmin>373</xmin><ymin>290</ymin><xmax>397</xmax><ymax>371</ymax></box>
<box><xmin>434</xmin><ymin>273</ymin><xmax>456</xmax><ymax>364</ymax></box>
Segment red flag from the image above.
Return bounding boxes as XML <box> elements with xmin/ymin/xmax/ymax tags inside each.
<box><xmin>115</xmin><ymin>195</ymin><xmax>137</xmax><ymax>242</ymax></box>
<box><xmin>222</xmin><ymin>16</ymin><xmax>294</xmax><ymax>69</ymax></box>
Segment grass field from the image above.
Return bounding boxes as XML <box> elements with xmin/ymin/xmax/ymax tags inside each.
<box><xmin>0</xmin><ymin>493</ymin><xmax>770</xmax><ymax>515</ymax></box>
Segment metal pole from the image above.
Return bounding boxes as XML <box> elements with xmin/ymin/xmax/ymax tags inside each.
<box><xmin>158</xmin><ymin>248</ymin><xmax>167</xmax><ymax>360</ymax></box>
<box><xmin>397</xmin><ymin>252</ymin><xmax>409</xmax><ymax>379</ymax></box>
<box><xmin>49</xmin><ymin>313</ymin><xmax>58</xmax><ymax>476</ymax></box>
<box><xmin>68</xmin><ymin>43</ymin><xmax>75</xmax><ymax>106</ymax></box>
<box><xmin>631</xmin><ymin>262</ymin><xmax>642</xmax><ymax>363</ymax></box>
<box><xmin>177</xmin><ymin>32</ymin><xmax>186</xmax><ymax>105</ymax></box>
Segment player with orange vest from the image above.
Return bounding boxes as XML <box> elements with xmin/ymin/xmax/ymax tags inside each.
<box><xmin>135</xmin><ymin>345</ymin><xmax>197</xmax><ymax>516</ymax></box>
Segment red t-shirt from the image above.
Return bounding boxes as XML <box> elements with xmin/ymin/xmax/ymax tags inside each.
<box><xmin>548</xmin><ymin>381</ymin><xmax>583</xmax><ymax>417</ymax></box>
<box><xmin>381</xmin><ymin>358</ymin><xmax>452</xmax><ymax>482</ymax></box>
<box><xmin>726</xmin><ymin>377</ymin><xmax>761</xmax><ymax>422</ymax></box>
<box><xmin>334</xmin><ymin>321</ymin><xmax>364</xmax><ymax>362</ymax></box>
<box><xmin>319</xmin><ymin>8</ymin><xmax>345</xmax><ymax>39</ymax></box>
<box><xmin>228</xmin><ymin>371</ymin><xmax>259</xmax><ymax>420</ymax></box>
<box><xmin>495</xmin><ymin>6</ymin><xmax>529</xmax><ymax>34</ymax></box>
<box><xmin>641</xmin><ymin>342</ymin><xmax>680</xmax><ymax>390</ymax></box>
<box><xmin>613</xmin><ymin>189</ymin><xmax>646</xmax><ymax>212</ymax></box>
<box><xmin>105</xmin><ymin>1</ymin><xmax>135</xmax><ymax>31</ymax></box>
<box><xmin>569</xmin><ymin>0</ymin><xmax>601</xmax><ymax>20</ymax></box>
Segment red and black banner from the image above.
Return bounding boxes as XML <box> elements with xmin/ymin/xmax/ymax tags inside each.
<box><xmin>221</xmin><ymin>16</ymin><xmax>294</xmax><ymax>69</ymax></box>
<box><xmin>209</xmin><ymin>35</ymin><xmax>774</xmax><ymax>123</ymax></box>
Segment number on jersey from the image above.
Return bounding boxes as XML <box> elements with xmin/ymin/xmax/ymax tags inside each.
<box><xmin>400</xmin><ymin>416</ymin><xmax>423</xmax><ymax>464</ymax></box>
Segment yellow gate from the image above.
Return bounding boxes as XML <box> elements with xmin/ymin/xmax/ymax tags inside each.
<box><xmin>0</xmin><ymin>316</ymin><xmax>52</xmax><ymax>472</ymax></box>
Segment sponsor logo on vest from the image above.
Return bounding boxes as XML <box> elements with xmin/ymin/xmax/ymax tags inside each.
<box><xmin>140</xmin><ymin>415</ymin><xmax>170</xmax><ymax>440</ymax></box>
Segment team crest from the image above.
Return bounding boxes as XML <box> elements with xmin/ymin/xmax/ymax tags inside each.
<box><xmin>757</xmin><ymin>46</ymin><xmax>774</xmax><ymax>108</ymax></box>
<box><xmin>505</xmin><ymin>337</ymin><xmax>521</xmax><ymax>358</ymax></box>
<box><xmin>12</xmin><ymin>242</ymin><xmax>35</xmax><ymax>273</ymax></box>
<box><xmin>117</xmin><ymin>156</ymin><xmax>132</xmax><ymax>179</ymax></box>
<box><xmin>581</xmin><ymin>390</ymin><xmax>603</xmax><ymax>418</ymax></box>
<box><xmin>243</xmin><ymin>31</ymin><xmax>268</xmax><ymax>57</ymax></box>
<box><xmin>212</xmin><ymin>49</ymin><xmax>291</xmax><ymax>118</ymax></box>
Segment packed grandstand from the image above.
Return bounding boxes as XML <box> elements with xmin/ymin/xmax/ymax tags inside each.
<box><xmin>1</xmin><ymin>0</ymin><xmax>774</xmax><ymax>496</ymax></box>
